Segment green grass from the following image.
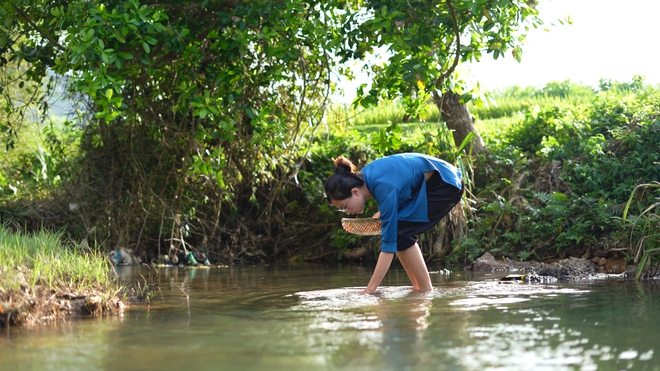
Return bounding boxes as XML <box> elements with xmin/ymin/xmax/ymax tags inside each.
<box><xmin>0</xmin><ymin>226</ymin><xmax>114</xmax><ymax>293</ymax></box>
<box><xmin>326</xmin><ymin>100</ymin><xmax>410</xmax><ymax>128</ymax></box>
<box><xmin>325</xmin><ymin>99</ymin><xmax>523</xmax><ymax>146</ymax></box>
<box><xmin>327</xmin><ymin>91</ymin><xmax>596</xmax><ymax>131</ymax></box>
<box><xmin>475</xmin><ymin>116</ymin><xmax>521</xmax><ymax>141</ymax></box>
<box><xmin>469</xmin><ymin>93</ymin><xmax>596</xmax><ymax>120</ymax></box>
<box><xmin>0</xmin><ymin>115</ymin><xmax>80</xmax><ymax>201</ymax></box>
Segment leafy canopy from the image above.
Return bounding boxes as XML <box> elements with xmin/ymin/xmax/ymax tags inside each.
<box><xmin>335</xmin><ymin>0</ymin><xmax>541</xmax><ymax>111</ymax></box>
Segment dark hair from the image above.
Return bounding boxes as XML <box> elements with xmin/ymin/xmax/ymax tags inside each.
<box><xmin>324</xmin><ymin>156</ymin><xmax>364</xmax><ymax>202</ymax></box>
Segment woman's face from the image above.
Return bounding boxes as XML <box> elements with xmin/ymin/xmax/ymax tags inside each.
<box><xmin>331</xmin><ymin>188</ymin><xmax>366</xmax><ymax>215</ymax></box>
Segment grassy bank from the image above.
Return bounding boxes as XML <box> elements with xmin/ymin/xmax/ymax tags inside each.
<box><xmin>0</xmin><ymin>226</ymin><xmax>122</xmax><ymax>327</ymax></box>
<box><xmin>1</xmin><ymin>78</ymin><xmax>656</xmax><ymax>270</ymax></box>
<box><xmin>315</xmin><ymin>79</ymin><xmax>660</xmax><ymax>266</ymax></box>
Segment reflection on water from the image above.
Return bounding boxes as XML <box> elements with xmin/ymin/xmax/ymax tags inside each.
<box><xmin>447</xmin><ymin>282</ymin><xmax>589</xmax><ymax>310</ymax></box>
<box><xmin>1</xmin><ymin>264</ymin><xmax>660</xmax><ymax>371</ymax></box>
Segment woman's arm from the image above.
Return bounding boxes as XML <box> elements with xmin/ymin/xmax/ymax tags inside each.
<box><xmin>359</xmin><ymin>252</ymin><xmax>395</xmax><ymax>294</ymax></box>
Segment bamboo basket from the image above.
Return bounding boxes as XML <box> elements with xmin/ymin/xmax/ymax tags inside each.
<box><xmin>341</xmin><ymin>218</ymin><xmax>382</xmax><ymax>236</ymax></box>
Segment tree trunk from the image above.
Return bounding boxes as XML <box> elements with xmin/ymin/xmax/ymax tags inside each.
<box><xmin>432</xmin><ymin>90</ymin><xmax>490</xmax><ymax>157</ymax></box>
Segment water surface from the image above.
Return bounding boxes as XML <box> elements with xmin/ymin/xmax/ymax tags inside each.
<box><xmin>1</xmin><ymin>264</ymin><xmax>659</xmax><ymax>370</ymax></box>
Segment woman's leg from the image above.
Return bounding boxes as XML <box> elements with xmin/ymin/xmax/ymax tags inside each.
<box><xmin>397</xmin><ymin>248</ymin><xmax>420</xmax><ymax>290</ymax></box>
<box><xmin>396</xmin><ymin>243</ymin><xmax>432</xmax><ymax>291</ymax></box>
<box><xmin>394</xmin><ymin>172</ymin><xmax>462</xmax><ymax>291</ymax></box>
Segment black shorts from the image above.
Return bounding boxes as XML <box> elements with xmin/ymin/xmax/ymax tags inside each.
<box><xmin>396</xmin><ymin>171</ymin><xmax>464</xmax><ymax>251</ymax></box>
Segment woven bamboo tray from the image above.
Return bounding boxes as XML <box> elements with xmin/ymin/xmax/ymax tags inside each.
<box><xmin>341</xmin><ymin>218</ymin><xmax>381</xmax><ymax>236</ymax></box>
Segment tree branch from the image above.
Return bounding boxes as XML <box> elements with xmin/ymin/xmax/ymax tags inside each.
<box><xmin>436</xmin><ymin>0</ymin><xmax>460</xmax><ymax>88</ymax></box>
<box><xmin>9</xmin><ymin>3</ymin><xmax>66</xmax><ymax>52</ymax></box>
<box><xmin>147</xmin><ymin>1</ymin><xmax>241</xmax><ymax>12</ymax></box>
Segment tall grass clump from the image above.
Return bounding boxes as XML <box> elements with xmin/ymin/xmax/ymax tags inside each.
<box><xmin>0</xmin><ymin>226</ymin><xmax>114</xmax><ymax>294</ymax></box>
<box><xmin>623</xmin><ymin>182</ymin><xmax>660</xmax><ymax>280</ymax></box>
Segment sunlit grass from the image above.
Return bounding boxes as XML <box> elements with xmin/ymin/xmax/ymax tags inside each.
<box><xmin>0</xmin><ymin>226</ymin><xmax>114</xmax><ymax>294</ymax></box>
<box><xmin>475</xmin><ymin>116</ymin><xmax>522</xmax><ymax>141</ymax></box>
<box><xmin>326</xmin><ymin>100</ymin><xmax>408</xmax><ymax>128</ymax></box>
<box><xmin>470</xmin><ymin>93</ymin><xmax>596</xmax><ymax>120</ymax></box>
<box><xmin>0</xmin><ymin>115</ymin><xmax>80</xmax><ymax>201</ymax></box>
<box><xmin>326</xmin><ymin>91</ymin><xmax>595</xmax><ymax>132</ymax></box>
<box><xmin>325</xmin><ymin>99</ymin><xmax>524</xmax><ymax>145</ymax></box>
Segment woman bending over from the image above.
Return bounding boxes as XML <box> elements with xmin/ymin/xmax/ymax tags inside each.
<box><xmin>324</xmin><ymin>153</ymin><xmax>464</xmax><ymax>294</ymax></box>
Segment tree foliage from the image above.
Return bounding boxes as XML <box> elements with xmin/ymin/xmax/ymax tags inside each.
<box><xmin>335</xmin><ymin>0</ymin><xmax>541</xmax><ymax>155</ymax></box>
<box><xmin>339</xmin><ymin>0</ymin><xmax>540</xmax><ymax>105</ymax></box>
<box><xmin>1</xmin><ymin>0</ymin><xmax>543</xmax><ymax>263</ymax></box>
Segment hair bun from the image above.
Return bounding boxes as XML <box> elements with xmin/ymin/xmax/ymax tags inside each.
<box><xmin>333</xmin><ymin>156</ymin><xmax>357</xmax><ymax>173</ymax></box>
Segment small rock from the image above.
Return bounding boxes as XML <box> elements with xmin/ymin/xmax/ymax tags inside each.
<box><xmin>591</xmin><ymin>257</ymin><xmax>601</xmax><ymax>264</ymax></box>
<box><xmin>598</xmin><ymin>257</ymin><xmax>607</xmax><ymax>266</ymax></box>
<box><xmin>536</xmin><ymin>257</ymin><xmax>595</xmax><ymax>280</ymax></box>
<box><xmin>466</xmin><ymin>252</ymin><xmax>512</xmax><ymax>272</ymax></box>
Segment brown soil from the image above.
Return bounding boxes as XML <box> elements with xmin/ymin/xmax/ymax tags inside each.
<box><xmin>593</xmin><ymin>257</ymin><xmax>628</xmax><ymax>274</ymax></box>
<box><xmin>0</xmin><ymin>285</ymin><xmax>124</xmax><ymax>328</ymax></box>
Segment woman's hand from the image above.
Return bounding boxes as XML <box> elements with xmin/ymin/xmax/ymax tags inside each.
<box><xmin>359</xmin><ymin>252</ymin><xmax>394</xmax><ymax>295</ymax></box>
<box><xmin>372</xmin><ymin>211</ymin><xmax>381</xmax><ymax>218</ymax></box>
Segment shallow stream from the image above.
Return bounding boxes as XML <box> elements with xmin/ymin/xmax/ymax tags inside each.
<box><xmin>1</xmin><ymin>264</ymin><xmax>659</xmax><ymax>370</ymax></box>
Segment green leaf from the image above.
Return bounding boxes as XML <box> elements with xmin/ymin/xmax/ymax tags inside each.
<box><xmin>623</xmin><ymin>183</ymin><xmax>660</xmax><ymax>222</ymax></box>
<box><xmin>216</xmin><ymin>171</ymin><xmax>225</xmax><ymax>188</ymax></box>
<box><xmin>636</xmin><ymin>248</ymin><xmax>660</xmax><ymax>280</ymax></box>
<box><xmin>456</xmin><ymin>132</ymin><xmax>475</xmax><ymax>153</ymax></box>
<box><xmin>104</xmin><ymin>111</ymin><xmax>119</xmax><ymax>122</ymax></box>
<box><xmin>105</xmin><ymin>89</ymin><xmax>113</xmax><ymax>100</ymax></box>
<box><xmin>113</xmin><ymin>28</ymin><xmax>126</xmax><ymax>43</ymax></box>
<box><xmin>552</xmin><ymin>192</ymin><xmax>569</xmax><ymax>203</ymax></box>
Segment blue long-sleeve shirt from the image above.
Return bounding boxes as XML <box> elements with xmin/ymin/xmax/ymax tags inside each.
<box><xmin>361</xmin><ymin>153</ymin><xmax>462</xmax><ymax>253</ymax></box>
